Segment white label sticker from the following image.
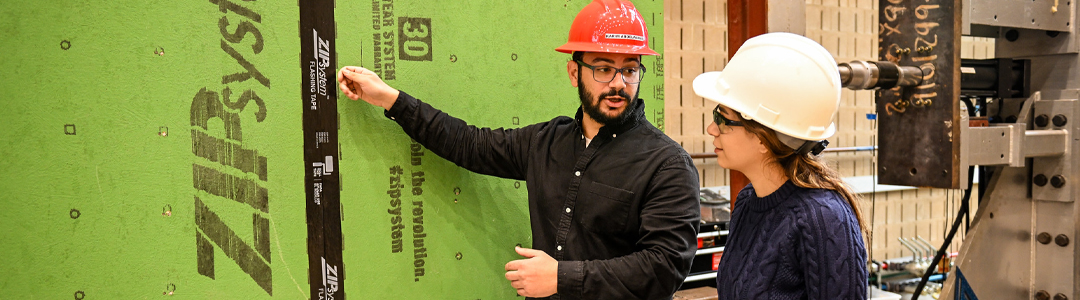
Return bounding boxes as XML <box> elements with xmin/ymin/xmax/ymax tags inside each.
<box><xmin>313</xmin><ymin>156</ymin><xmax>334</xmax><ymax>177</ymax></box>
<box><xmin>605</xmin><ymin>33</ymin><xmax>646</xmax><ymax>41</ymax></box>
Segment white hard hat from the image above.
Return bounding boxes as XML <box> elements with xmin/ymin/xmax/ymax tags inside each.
<box><xmin>693</xmin><ymin>32</ymin><xmax>841</xmax><ymax>141</ymax></box>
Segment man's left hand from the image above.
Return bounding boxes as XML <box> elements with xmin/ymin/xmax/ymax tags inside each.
<box><xmin>504</xmin><ymin>246</ymin><xmax>558</xmax><ymax>297</ymax></box>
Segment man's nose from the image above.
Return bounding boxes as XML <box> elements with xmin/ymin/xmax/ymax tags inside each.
<box><xmin>608</xmin><ymin>74</ymin><xmax>627</xmax><ymax>89</ymax></box>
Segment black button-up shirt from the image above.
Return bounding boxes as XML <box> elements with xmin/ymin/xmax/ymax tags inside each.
<box><xmin>385</xmin><ymin>92</ymin><xmax>700</xmax><ymax>300</ymax></box>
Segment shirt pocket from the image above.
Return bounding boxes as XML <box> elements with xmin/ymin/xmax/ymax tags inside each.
<box><xmin>580</xmin><ymin>181</ymin><xmax>635</xmax><ymax>235</ymax></box>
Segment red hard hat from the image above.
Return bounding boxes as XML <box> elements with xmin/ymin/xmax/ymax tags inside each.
<box><xmin>556</xmin><ymin>0</ymin><xmax>658</xmax><ymax>56</ymax></box>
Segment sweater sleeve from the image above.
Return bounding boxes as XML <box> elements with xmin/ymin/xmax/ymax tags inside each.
<box><xmin>795</xmin><ymin>190</ymin><xmax>868</xmax><ymax>300</ymax></box>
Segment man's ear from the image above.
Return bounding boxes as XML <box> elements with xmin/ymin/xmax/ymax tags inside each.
<box><xmin>568</xmin><ymin>60</ymin><xmax>579</xmax><ymax>87</ymax></box>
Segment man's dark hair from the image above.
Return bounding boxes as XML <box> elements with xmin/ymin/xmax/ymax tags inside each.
<box><xmin>573</xmin><ymin>51</ymin><xmax>585</xmax><ymax>83</ymax></box>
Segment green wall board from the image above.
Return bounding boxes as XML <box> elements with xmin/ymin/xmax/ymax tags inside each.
<box><xmin>0</xmin><ymin>1</ymin><xmax>663</xmax><ymax>299</ymax></box>
<box><xmin>0</xmin><ymin>0</ymin><xmax>308</xmax><ymax>299</ymax></box>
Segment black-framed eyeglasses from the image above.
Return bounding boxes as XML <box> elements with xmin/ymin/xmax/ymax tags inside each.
<box><xmin>713</xmin><ymin>104</ymin><xmax>743</xmax><ymax>134</ymax></box>
<box><xmin>575</xmin><ymin>60</ymin><xmax>646</xmax><ymax>84</ymax></box>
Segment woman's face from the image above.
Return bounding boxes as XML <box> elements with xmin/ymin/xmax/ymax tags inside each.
<box><xmin>707</xmin><ymin>104</ymin><xmax>769</xmax><ymax>173</ymax></box>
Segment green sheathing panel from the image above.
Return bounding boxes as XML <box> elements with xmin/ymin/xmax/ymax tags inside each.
<box><xmin>0</xmin><ymin>0</ymin><xmax>662</xmax><ymax>299</ymax></box>
<box><xmin>336</xmin><ymin>1</ymin><xmax>663</xmax><ymax>298</ymax></box>
<box><xmin>0</xmin><ymin>1</ymin><xmax>308</xmax><ymax>299</ymax></box>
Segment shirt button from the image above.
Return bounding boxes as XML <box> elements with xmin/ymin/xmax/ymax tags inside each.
<box><xmin>557</xmin><ymin>245</ymin><xmax>563</xmax><ymax>251</ymax></box>
<box><xmin>574</xmin><ymin>171</ymin><xmax>581</xmax><ymax>176</ymax></box>
<box><xmin>390</xmin><ymin>117</ymin><xmax>396</xmax><ymax>120</ymax></box>
<box><xmin>565</xmin><ymin>207</ymin><xmax>571</xmax><ymax>213</ymax></box>
<box><xmin>612</xmin><ymin>134</ymin><xmax>617</xmax><ymax>138</ymax></box>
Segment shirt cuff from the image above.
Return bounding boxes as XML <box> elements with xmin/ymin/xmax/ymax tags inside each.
<box><xmin>383</xmin><ymin>91</ymin><xmax>415</xmax><ymax>121</ymax></box>
<box><xmin>557</xmin><ymin>260</ymin><xmax>584</xmax><ymax>298</ymax></box>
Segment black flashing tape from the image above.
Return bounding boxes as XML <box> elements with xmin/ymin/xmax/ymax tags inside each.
<box><xmin>301</xmin><ymin>0</ymin><xmax>344</xmax><ymax>299</ymax></box>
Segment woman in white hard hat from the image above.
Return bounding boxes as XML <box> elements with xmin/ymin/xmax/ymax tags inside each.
<box><xmin>694</xmin><ymin>32</ymin><xmax>868</xmax><ymax>299</ymax></box>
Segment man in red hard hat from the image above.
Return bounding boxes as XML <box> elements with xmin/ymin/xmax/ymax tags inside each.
<box><xmin>338</xmin><ymin>1</ymin><xmax>699</xmax><ymax>299</ymax></box>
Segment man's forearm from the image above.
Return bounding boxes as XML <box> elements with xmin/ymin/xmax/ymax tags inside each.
<box><xmin>383</xmin><ymin>92</ymin><xmax>533</xmax><ymax>180</ymax></box>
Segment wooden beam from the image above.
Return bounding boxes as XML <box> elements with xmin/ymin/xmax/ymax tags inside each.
<box><xmin>726</xmin><ymin>0</ymin><xmax>768</xmax><ymax>204</ymax></box>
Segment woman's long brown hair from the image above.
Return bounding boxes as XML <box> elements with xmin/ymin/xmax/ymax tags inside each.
<box><xmin>738</xmin><ymin>117</ymin><xmax>868</xmax><ymax>234</ymax></box>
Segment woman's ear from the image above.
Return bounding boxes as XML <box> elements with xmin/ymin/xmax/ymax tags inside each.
<box><xmin>754</xmin><ymin>135</ymin><xmax>770</xmax><ymax>154</ymax></box>
<box><xmin>756</xmin><ymin>139</ymin><xmax>773</xmax><ymax>153</ymax></box>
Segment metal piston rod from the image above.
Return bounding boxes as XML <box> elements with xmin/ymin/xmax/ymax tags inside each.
<box><xmin>838</xmin><ymin>60</ymin><xmax>925</xmax><ymax>90</ymax></box>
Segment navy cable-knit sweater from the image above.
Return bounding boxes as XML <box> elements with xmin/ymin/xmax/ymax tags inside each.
<box><xmin>716</xmin><ymin>181</ymin><xmax>867</xmax><ymax>299</ymax></box>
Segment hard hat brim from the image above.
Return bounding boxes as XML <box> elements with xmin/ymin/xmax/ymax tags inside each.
<box><xmin>693</xmin><ymin>71</ymin><xmax>726</xmax><ymax>105</ymax></box>
<box><xmin>556</xmin><ymin>42</ymin><xmax>659</xmax><ymax>56</ymax></box>
<box><xmin>693</xmin><ymin>71</ymin><xmax>837</xmax><ymax>141</ymax></box>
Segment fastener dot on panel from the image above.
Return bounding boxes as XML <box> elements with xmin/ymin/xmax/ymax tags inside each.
<box><xmin>61</xmin><ymin>40</ymin><xmax>71</xmax><ymax>50</ymax></box>
<box><xmin>450</xmin><ymin>54</ymin><xmax>457</xmax><ymax>62</ymax></box>
<box><xmin>163</xmin><ymin>283</ymin><xmax>176</xmax><ymax>295</ymax></box>
<box><xmin>65</xmin><ymin>124</ymin><xmax>77</xmax><ymax>135</ymax></box>
<box><xmin>154</xmin><ymin>46</ymin><xmax>165</xmax><ymax>56</ymax></box>
<box><xmin>159</xmin><ymin>126</ymin><xmax>169</xmax><ymax>137</ymax></box>
<box><xmin>511</xmin><ymin>53</ymin><xmax>518</xmax><ymax>61</ymax></box>
<box><xmin>454</xmin><ymin>187</ymin><xmax>461</xmax><ymax>195</ymax></box>
<box><xmin>74</xmin><ymin>291</ymin><xmax>85</xmax><ymax>300</ymax></box>
<box><xmin>70</xmin><ymin>209</ymin><xmax>81</xmax><ymax>219</ymax></box>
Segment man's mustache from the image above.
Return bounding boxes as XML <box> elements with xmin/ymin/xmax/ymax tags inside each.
<box><xmin>598</xmin><ymin>88</ymin><xmax>633</xmax><ymax>102</ymax></box>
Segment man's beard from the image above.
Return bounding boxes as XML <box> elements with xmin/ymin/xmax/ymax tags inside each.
<box><xmin>578</xmin><ymin>77</ymin><xmax>637</xmax><ymax>126</ymax></box>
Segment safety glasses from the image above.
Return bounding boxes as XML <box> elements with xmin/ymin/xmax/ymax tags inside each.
<box><xmin>713</xmin><ymin>104</ymin><xmax>744</xmax><ymax>134</ymax></box>
<box><xmin>575</xmin><ymin>60</ymin><xmax>646</xmax><ymax>84</ymax></box>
